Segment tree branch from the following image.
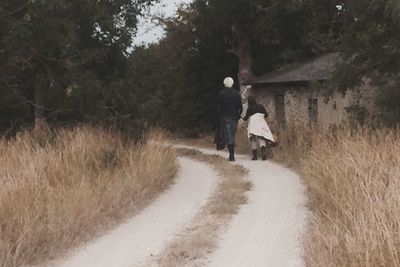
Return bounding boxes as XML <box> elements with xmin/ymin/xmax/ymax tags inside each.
<box><xmin>5</xmin><ymin>84</ymin><xmax>50</xmax><ymax>111</ymax></box>
<box><xmin>0</xmin><ymin>1</ymin><xmax>32</xmax><ymax>18</ymax></box>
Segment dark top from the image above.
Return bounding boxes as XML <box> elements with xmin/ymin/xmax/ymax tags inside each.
<box><xmin>217</xmin><ymin>88</ymin><xmax>243</xmax><ymax>121</ymax></box>
<box><xmin>243</xmin><ymin>103</ymin><xmax>268</xmax><ymax>121</ymax></box>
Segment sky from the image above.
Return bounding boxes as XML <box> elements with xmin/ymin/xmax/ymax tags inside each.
<box><xmin>134</xmin><ymin>0</ymin><xmax>193</xmax><ymax>45</ymax></box>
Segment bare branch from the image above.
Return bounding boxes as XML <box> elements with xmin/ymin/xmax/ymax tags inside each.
<box><xmin>0</xmin><ymin>1</ymin><xmax>32</xmax><ymax>18</ymax></box>
<box><xmin>6</xmin><ymin>85</ymin><xmax>50</xmax><ymax>111</ymax></box>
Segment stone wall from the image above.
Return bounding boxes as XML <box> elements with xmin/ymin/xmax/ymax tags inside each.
<box><xmin>251</xmin><ymin>89</ymin><xmax>276</xmax><ymax>118</ymax></box>
<box><xmin>251</xmin><ymin>79</ymin><xmax>377</xmax><ymax>128</ymax></box>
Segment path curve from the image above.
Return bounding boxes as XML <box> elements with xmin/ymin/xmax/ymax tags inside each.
<box><xmin>208</xmin><ymin>157</ymin><xmax>308</xmax><ymax>267</ymax></box>
<box><xmin>175</xmin><ymin>145</ymin><xmax>309</xmax><ymax>267</ymax></box>
<box><xmin>47</xmin><ymin>145</ymin><xmax>308</xmax><ymax>267</ymax></box>
<box><xmin>49</xmin><ymin>157</ymin><xmax>217</xmax><ymax>267</ymax></box>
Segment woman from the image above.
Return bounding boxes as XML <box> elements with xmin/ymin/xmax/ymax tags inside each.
<box><xmin>243</xmin><ymin>95</ymin><xmax>275</xmax><ymax>160</ymax></box>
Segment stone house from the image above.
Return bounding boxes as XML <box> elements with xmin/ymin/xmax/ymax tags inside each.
<box><xmin>245</xmin><ymin>52</ymin><xmax>376</xmax><ymax>128</ymax></box>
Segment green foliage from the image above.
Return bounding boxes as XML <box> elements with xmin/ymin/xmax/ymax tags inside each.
<box><xmin>128</xmin><ymin>7</ymin><xmax>238</xmax><ymax>130</ymax></box>
<box><xmin>341</xmin><ymin>1</ymin><xmax>400</xmax><ymax>74</ymax></box>
<box><xmin>9</xmin><ymin>0</ymin><xmax>400</xmax><ymax>130</ymax></box>
<box><xmin>0</xmin><ymin>0</ymin><xmax>156</xmax><ymax>131</ymax></box>
<box><xmin>332</xmin><ymin>62</ymin><xmax>360</xmax><ymax>91</ymax></box>
<box><xmin>338</xmin><ymin>1</ymin><xmax>400</xmax><ymax>125</ymax></box>
<box><xmin>251</xmin><ymin>0</ymin><xmax>344</xmax><ymax>74</ymax></box>
<box><xmin>128</xmin><ymin>0</ymin><xmax>345</xmax><ymax>130</ymax></box>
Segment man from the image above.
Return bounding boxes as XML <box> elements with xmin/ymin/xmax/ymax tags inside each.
<box><xmin>243</xmin><ymin>95</ymin><xmax>274</xmax><ymax>160</ymax></box>
<box><xmin>217</xmin><ymin>77</ymin><xmax>243</xmax><ymax>161</ymax></box>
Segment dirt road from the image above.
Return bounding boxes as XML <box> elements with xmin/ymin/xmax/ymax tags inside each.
<box><xmin>50</xmin><ymin>157</ymin><xmax>217</xmax><ymax>267</ymax></box>
<box><xmin>49</xmin><ymin>146</ymin><xmax>308</xmax><ymax>267</ymax></box>
<box><xmin>206</xmin><ymin>153</ymin><xmax>308</xmax><ymax>267</ymax></box>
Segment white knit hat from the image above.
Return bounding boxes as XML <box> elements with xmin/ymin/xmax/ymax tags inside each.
<box><xmin>223</xmin><ymin>77</ymin><xmax>234</xmax><ymax>88</ymax></box>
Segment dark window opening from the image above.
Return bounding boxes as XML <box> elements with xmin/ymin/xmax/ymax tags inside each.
<box><xmin>275</xmin><ymin>94</ymin><xmax>285</xmax><ymax>126</ymax></box>
<box><xmin>308</xmin><ymin>98</ymin><xmax>318</xmax><ymax>124</ymax></box>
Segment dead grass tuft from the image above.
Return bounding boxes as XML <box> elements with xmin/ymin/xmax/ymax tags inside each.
<box><xmin>0</xmin><ymin>127</ymin><xmax>177</xmax><ymax>267</ymax></box>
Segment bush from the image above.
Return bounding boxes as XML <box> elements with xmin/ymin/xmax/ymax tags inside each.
<box><xmin>376</xmin><ymin>83</ymin><xmax>400</xmax><ymax>126</ymax></box>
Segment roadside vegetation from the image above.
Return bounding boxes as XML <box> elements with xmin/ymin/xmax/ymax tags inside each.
<box><xmin>0</xmin><ymin>127</ymin><xmax>177</xmax><ymax>267</ymax></box>
<box><xmin>274</xmin><ymin>126</ymin><xmax>400</xmax><ymax>266</ymax></box>
<box><xmin>177</xmin><ymin>123</ymin><xmax>400</xmax><ymax>266</ymax></box>
<box><xmin>2</xmin><ymin>0</ymin><xmax>400</xmax><ymax>265</ymax></box>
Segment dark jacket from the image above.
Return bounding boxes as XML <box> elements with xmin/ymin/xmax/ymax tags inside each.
<box><xmin>243</xmin><ymin>103</ymin><xmax>268</xmax><ymax>121</ymax></box>
<box><xmin>217</xmin><ymin>88</ymin><xmax>243</xmax><ymax>121</ymax></box>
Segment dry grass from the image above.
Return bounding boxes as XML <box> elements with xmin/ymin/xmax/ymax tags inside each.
<box><xmin>162</xmin><ymin>123</ymin><xmax>400</xmax><ymax>266</ymax></box>
<box><xmin>273</xmin><ymin>126</ymin><xmax>400</xmax><ymax>266</ymax></box>
<box><xmin>145</xmin><ymin>148</ymin><xmax>251</xmax><ymax>267</ymax></box>
<box><xmin>0</xmin><ymin>127</ymin><xmax>177</xmax><ymax>267</ymax></box>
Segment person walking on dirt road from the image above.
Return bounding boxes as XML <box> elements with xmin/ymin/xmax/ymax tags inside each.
<box><xmin>217</xmin><ymin>77</ymin><xmax>243</xmax><ymax>161</ymax></box>
<box><xmin>243</xmin><ymin>95</ymin><xmax>274</xmax><ymax>161</ymax></box>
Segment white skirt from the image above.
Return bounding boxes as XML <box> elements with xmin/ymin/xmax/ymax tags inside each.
<box><xmin>247</xmin><ymin>113</ymin><xmax>275</xmax><ymax>143</ymax></box>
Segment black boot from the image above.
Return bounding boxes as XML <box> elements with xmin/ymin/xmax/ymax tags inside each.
<box><xmin>261</xmin><ymin>146</ymin><xmax>267</xmax><ymax>161</ymax></box>
<box><xmin>228</xmin><ymin>144</ymin><xmax>235</xmax><ymax>161</ymax></box>
<box><xmin>251</xmin><ymin>149</ymin><xmax>258</xmax><ymax>160</ymax></box>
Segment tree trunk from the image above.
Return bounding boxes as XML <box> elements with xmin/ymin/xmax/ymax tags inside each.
<box><xmin>231</xmin><ymin>26</ymin><xmax>254</xmax><ymax>101</ymax></box>
<box><xmin>33</xmin><ymin>74</ymin><xmax>48</xmax><ymax>132</ymax></box>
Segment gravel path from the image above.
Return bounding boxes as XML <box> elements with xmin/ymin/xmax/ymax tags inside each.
<box><xmin>176</xmin><ymin>145</ymin><xmax>309</xmax><ymax>267</ymax></box>
<box><xmin>206</xmin><ymin>155</ymin><xmax>308</xmax><ymax>267</ymax></box>
<box><xmin>48</xmin><ymin>145</ymin><xmax>308</xmax><ymax>267</ymax></box>
<box><xmin>49</xmin><ymin>157</ymin><xmax>217</xmax><ymax>267</ymax></box>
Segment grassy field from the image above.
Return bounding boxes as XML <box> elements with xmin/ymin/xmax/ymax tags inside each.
<box><xmin>0</xmin><ymin>127</ymin><xmax>177</xmax><ymax>267</ymax></box>
<box><xmin>273</xmin><ymin>126</ymin><xmax>400</xmax><ymax>266</ymax></box>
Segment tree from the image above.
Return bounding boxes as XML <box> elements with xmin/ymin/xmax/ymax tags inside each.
<box><xmin>126</xmin><ymin>0</ymin><xmax>346</xmax><ymax>130</ymax></box>
<box><xmin>0</xmin><ymin>0</ymin><xmax>156</xmax><ymax>130</ymax></box>
<box><xmin>341</xmin><ymin>0</ymin><xmax>400</xmax><ymax>74</ymax></box>
<box><xmin>189</xmin><ymin>0</ymin><xmax>345</xmax><ymax>97</ymax></box>
<box><xmin>337</xmin><ymin>1</ymin><xmax>400</xmax><ymax>125</ymax></box>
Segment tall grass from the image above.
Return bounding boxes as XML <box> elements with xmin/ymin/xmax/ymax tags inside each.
<box><xmin>176</xmin><ymin>122</ymin><xmax>400</xmax><ymax>265</ymax></box>
<box><xmin>274</xmin><ymin>126</ymin><xmax>400</xmax><ymax>266</ymax></box>
<box><xmin>0</xmin><ymin>127</ymin><xmax>177</xmax><ymax>267</ymax></box>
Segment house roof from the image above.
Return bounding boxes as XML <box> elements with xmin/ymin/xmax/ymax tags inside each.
<box><xmin>246</xmin><ymin>52</ymin><xmax>341</xmax><ymax>86</ymax></box>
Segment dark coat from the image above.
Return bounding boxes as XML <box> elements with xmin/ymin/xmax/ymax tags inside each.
<box><xmin>217</xmin><ymin>88</ymin><xmax>243</xmax><ymax>121</ymax></box>
<box><xmin>243</xmin><ymin>103</ymin><xmax>268</xmax><ymax>121</ymax></box>
<box><xmin>214</xmin><ymin>87</ymin><xmax>242</xmax><ymax>150</ymax></box>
